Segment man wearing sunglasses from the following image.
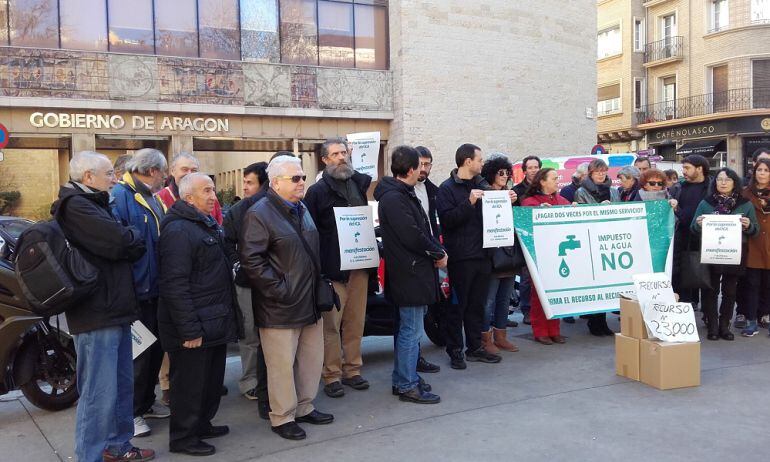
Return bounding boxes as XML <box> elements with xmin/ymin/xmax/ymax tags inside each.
<box><xmin>304</xmin><ymin>138</ymin><xmax>373</xmax><ymax>399</ymax></box>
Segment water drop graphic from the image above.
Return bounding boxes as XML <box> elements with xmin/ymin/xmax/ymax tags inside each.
<box><xmin>559</xmin><ymin>258</ymin><xmax>570</xmax><ymax>278</ymax></box>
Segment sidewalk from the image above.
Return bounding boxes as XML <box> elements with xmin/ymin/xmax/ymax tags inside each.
<box><xmin>2</xmin><ymin>314</ymin><xmax>769</xmax><ymax>461</ymax></box>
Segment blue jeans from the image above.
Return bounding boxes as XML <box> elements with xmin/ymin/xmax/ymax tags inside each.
<box><xmin>74</xmin><ymin>324</ymin><xmax>134</xmax><ymax>462</ymax></box>
<box><xmin>392</xmin><ymin>306</ymin><xmax>426</xmax><ymax>393</ymax></box>
<box><xmin>519</xmin><ymin>267</ymin><xmax>531</xmax><ymax>313</ymax></box>
<box><xmin>484</xmin><ymin>277</ymin><xmax>516</xmax><ymax>330</ymax></box>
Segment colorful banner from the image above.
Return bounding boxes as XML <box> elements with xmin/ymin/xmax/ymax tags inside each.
<box><xmin>346</xmin><ymin>131</ymin><xmax>380</xmax><ymax>181</ymax></box>
<box><xmin>333</xmin><ymin>205</ymin><xmax>379</xmax><ymax>270</ymax></box>
<box><xmin>513</xmin><ymin>201</ymin><xmax>675</xmax><ymax>319</ymax></box>
<box><xmin>482</xmin><ymin>190</ymin><xmax>515</xmax><ymax>248</ymax></box>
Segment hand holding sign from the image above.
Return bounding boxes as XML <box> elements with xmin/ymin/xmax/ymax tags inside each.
<box><xmin>701</xmin><ymin>215</ymin><xmax>742</xmax><ymax>265</ymax></box>
<box><xmin>334</xmin><ymin>206</ymin><xmax>379</xmax><ymax>270</ymax></box>
<box><xmin>482</xmin><ymin>191</ymin><xmax>515</xmax><ymax>248</ymax></box>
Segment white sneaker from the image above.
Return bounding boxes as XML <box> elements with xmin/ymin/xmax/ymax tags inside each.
<box><xmin>133</xmin><ymin>416</ymin><xmax>151</xmax><ymax>437</ymax></box>
<box><xmin>143</xmin><ymin>403</ymin><xmax>171</xmax><ymax>419</ymax></box>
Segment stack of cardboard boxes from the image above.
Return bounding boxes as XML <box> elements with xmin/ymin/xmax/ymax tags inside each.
<box><xmin>615</xmin><ymin>296</ymin><xmax>701</xmax><ymax>390</ymax></box>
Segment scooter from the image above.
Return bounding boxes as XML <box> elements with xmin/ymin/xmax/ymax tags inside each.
<box><xmin>0</xmin><ymin>236</ymin><xmax>78</xmax><ymax>411</ymax></box>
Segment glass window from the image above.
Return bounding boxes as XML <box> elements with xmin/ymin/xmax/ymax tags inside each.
<box><xmin>633</xmin><ymin>19</ymin><xmax>644</xmax><ymax>52</ymax></box>
<box><xmin>108</xmin><ymin>0</ymin><xmax>154</xmax><ymax>53</ymax></box>
<box><xmin>155</xmin><ymin>0</ymin><xmax>198</xmax><ymax>57</ymax></box>
<box><xmin>9</xmin><ymin>0</ymin><xmax>59</xmax><ymax>48</ymax></box>
<box><xmin>199</xmin><ymin>0</ymin><xmax>240</xmax><ymax>60</ymax></box>
<box><xmin>752</xmin><ymin>0</ymin><xmax>770</xmax><ymax>22</ymax></box>
<box><xmin>597</xmin><ymin>25</ymin><xmax>620</xmax><ymax>59</ymax></box>
<box><xmin>634</xmin><ymin>79</ymin><xmax>646</xmax><ymax>111</ymax></box>
<box><xmin>60</xmin><ymin>0</ymin><xmax>107</xmax><ymax>51</ymax></box>
<box><xmin>319</xmin><ymin>1</ymin><xmax>354</xmax><ymax>68</ymax></box>
<box><xmin>354</xmin><ymin>4</ymin><xmax>388</xmax><ymax>70</ymax></box>
<box><xmin>241</xmin><ymin>0</ymin><xmax>280</xmax><ymax>62</ymax></box>
<box><xmin>710</xmin><ymin>0</ymin><xmax>729</xmax><ymax>32</ymax></box>
<box><xmin>0</xmin><ymin>1</ymin><xmax>8</xmax><ymax>45</ymax></box>
<box><xmin>280</xmin><ymin>0</ymin><xmax>318</xmax><ymax>65</ymax></box>
<box><xmin>597</xmin><ymin>83</ymin><xmax>621</xmax><ymax>115</ymax></box>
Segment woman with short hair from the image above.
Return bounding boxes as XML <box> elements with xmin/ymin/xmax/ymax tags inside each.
<box><xmin>632</xmin><ymin>168</ymin><xmax>678</xmax><ymax>209</ymax></box>
<box><xmin>740</xmin><ymin>159</ymin><xmax>770</xmax><ymax>336</ymax></box>
<box><xmin>616</xmin><ymin>166</ymin><xmax>641</xmax><ymax>202</ymax></box>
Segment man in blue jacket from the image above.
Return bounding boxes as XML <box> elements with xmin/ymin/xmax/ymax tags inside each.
<box><xmin>111</xmin><ymin>148</ymin><xmax>170</xmax><ymax>437</ymax></box>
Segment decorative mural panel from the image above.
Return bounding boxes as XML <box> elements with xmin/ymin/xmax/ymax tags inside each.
<box><xmin>290</xmin><ymin>67</ymin><xmax>317</xmax><ymax>108</ymax></box>
<box><xmin>109</xmin><ymin>55</ymin><xmax>159</xmax><ymax>100</ymax></box>
<box><xmin>243</xmin><ymin>63</ymin><xmax>291</xmax><ymax>107</ymax></box>
<box><xmin>317</xmin><ymin>68</ymin><xmax>392</xmax><ymax>111</ymax></box>
<box><xmin>0</xmin><ymin>48</ymin><xmax>107</xmax><ymax>98</ymax></box>
<box><xmin>158</xmin><ymin>57</ymin><xmax>244</xmax><ymax>105</ymax></box>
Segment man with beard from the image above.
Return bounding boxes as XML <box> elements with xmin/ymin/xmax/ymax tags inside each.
<box><xmin>304</xmin><ymin>138</ymin><xmax>373</xmax><ymax>398</ymax></box>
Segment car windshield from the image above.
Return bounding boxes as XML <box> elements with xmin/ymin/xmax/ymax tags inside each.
<box><xmin>0</xmin><ymin>219</ymin><xmax>33</xmax><ymax>239</ymax></box>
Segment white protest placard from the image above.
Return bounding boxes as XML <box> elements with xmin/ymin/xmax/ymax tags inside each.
<box><xmin>701</xmin><ymin>214</ymin><xmax>742</xmax><ymax>265</ymax></box>
<box><xmin>346</xmin><ymin>131</ymin><xmax>380</xmax><ymax>181</ymax></box>
<box><xmin>632</xmin><ymin>273</ymin><xmax>677</xmax><ymax>311</ymax></box>
<box><xmin>482</xmin><ymin>190</ymin><xmax>515</xmax><ymax>248</ymax></box>
<box><xmin>131</xmin><ymin>321</ymin><xmax>157</xmax><ymax>360</ymax></box>
<box><xmin>368</xmin><ymin>200</ymin><xmax>380</xmax><ymax>227</ymax></box>
<box><xmin>333</xmin><ymin>205</ymin><xmax>379</xmax><ymax>270</ymax></box>
<box><xmin>642</xmin><ymin>301</ymin><xmax>700</xmax><ymax>343</ymax></box>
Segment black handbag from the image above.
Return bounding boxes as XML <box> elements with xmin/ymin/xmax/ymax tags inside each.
<box><xmin>491</xmin><ymin>245</ymin><xmax>524</xmax><ymax>273</ymax></box>
<box><xmin>288</xmin><ymin>217</ymin><xmax>341</xmax><ymax>312</ymax></box>
<box><xmin>679</xmin><ymin>250</ymin><xmax>713</xmax><ymax>290</ymax></box>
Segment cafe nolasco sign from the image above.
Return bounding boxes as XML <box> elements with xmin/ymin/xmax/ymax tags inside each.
<box><xmin>649</xmin><ymin>116</ymin><xmax>770</xmax><ymax>143</ymax></box>
<box><xmin>29</xmin><ymin>112</ymin><xmax>230</xmax><ymax>133</ymax></box>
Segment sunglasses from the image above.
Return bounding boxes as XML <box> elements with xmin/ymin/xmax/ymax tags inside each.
<box><xmin>276</xmin><ymin>175</ymin><xmax>307</xmax><ymax>183</ymax></box>
<box><xmin>647</xmin><ymin>181</ymin><xmax>665</xmax><ymax>187</ymax></box>
<box><xmin>497</xmin><ymin>170</ymin><xmax>510</xmax><ymax>177</ymax></box>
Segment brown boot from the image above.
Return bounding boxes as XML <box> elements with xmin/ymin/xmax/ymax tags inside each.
<box><xmin>493</xmin><ymin>327</ymin><xmax>519</xmax><ymax>352</ymax></box>
<box><xmin>481</xmin><ymin>329</ymin><xmax>500</xmax><ymax>354</ymax></box>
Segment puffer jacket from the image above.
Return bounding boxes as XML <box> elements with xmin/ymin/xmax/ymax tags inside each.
<box><xmin>157</xmin><ymin>200</ymin><xmax>242</xmax><ymax>351</ymax></box>
<box><xmin>574</xmin><ymin>177</ymin><xmax>621</xmax><ymax>204</ymax></box>
<box><xmin>435</xmin><ymin>169</ymin><xmax>491</xmax><ymax>263</ymax></box>
<box><xmin>240</xmin><ymin>189</ymin><xmax>321</xmax><ymax>329</ymax></box>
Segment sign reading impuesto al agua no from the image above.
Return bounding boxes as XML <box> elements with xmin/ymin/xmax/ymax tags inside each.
<box><xmin>514</xmin><ymin>201</ymin><xmax>675</xmax><ymax>319</ymax></box>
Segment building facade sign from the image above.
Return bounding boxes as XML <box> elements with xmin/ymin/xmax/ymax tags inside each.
<box><xmin>29</xmin><ymin>112</ymin><xmax>230</xmax><ymax>133</ymax></box>
<box><xmin>648</xmin><ymin>116</ymin><xmax>769</xmax><ymax>144</ymax></box>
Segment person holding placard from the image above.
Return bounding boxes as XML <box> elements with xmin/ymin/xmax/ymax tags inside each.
<box><xmin>304</xmin><ymin>138</ymin><xmax>373</xmax><ymax>398</ymax></box>
<box><xmin>691</xmin><ymin>168</ymin><xmax>758</xmax><ymax>341</ymax></box>
<box><xmin>741</xmin><ymin>158</ymin><xmax>770</xmax><ymax>337</ymax></box>
<box><xmin>512</xmin><ymin>156</ymin><xmax>541</xmax><ymax>325</ymax></box>
<box><xmin>521</xmin><ymin>168</ymin><xmax>571</xmax><ymax>345</ymax></box>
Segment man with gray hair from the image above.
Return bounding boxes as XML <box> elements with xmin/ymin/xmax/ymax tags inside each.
<box><xmin>111</xmin><ymin>148</ymin><xmax>171</xmax><ymax>436</ymax></box>
<box><xmin>304</xmin><ymin>137</ymin><xmax>372</xmax><ymax>398</ymax></box>
<box><xmin>157</xmin><ymin>152</ymin><xmax>224</xmax><ymax>224</ymax></box>
<box><xmin>560</xmin><ymin>161</ymin><xmax>589</xmax><ymax>203</ymax></box>
<box><xmin>53</xmin><ymin>151</ymin><xmax>153</xmax><ymax>462</ymax></box>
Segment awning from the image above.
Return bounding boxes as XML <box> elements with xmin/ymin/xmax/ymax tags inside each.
<box><xmin>677</xmin><ymin>139</ymin><xmax>726</xmax><ymax>157</ymax></box>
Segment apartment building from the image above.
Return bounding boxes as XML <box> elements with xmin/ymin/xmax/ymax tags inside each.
<box><xmin>597</xmin><ymin>0</ymin><xmax>770</xmax><ymax>175</ymax></box>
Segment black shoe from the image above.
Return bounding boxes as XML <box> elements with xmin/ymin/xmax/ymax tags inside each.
<box><xmin>398</xmin><ymin>386</ymin><xmax>440</xmax><ymax>404</ymax></box>
<box><xmin>522</xmin><ymin>312</ymin><xmax>531</xmax><ymax>325</ymax></box>
<box><xmin>392</xmin><ymin>377</ymin><xmax>432</xmax><ymax>395</ymax></box>
<box><xmin>507</xmin><ymin>319</ymin><xmax>519</xmax><ymax>328</ymax></box>
<box><xmin>200</xmin><ymin>425</ymin><xmax>229</xmax><ymax>440</ymax></box>
<box><xmin>563</xmin><ymin>316</ymin><xmax>575</xmax><ymax>324</ymax></box>
<box><xmin>271</xmin><ymin>422</ymin><xmax>306</xmax><ymax>440</ymax></box>
<box><xmin>466</xmin><ymin>347</ymin><xmax>502</xmax><ymax>363</ymax></box>
<box><xmin>720</xmin><ymin>331</ymin><xmax>735</xmax><ymax>341</ymax></box>
<box><xmin>170</xmin><ymin>441</ymin><xmax>216</xmax><ymax>456</ymax></box>
<box><xmin>323</xmin><ymin>381</ymin><xmax>345</xmax><ymax>398</ymax></box>
<box><xmin>296</xmin><ymin>410</ymin><xmax>334</xmax><ymax>425</ymax></box>
<box><xmin>258</xmin><ymin>400</ymin><xmax>270</xmax><ymax>421</ymax></box>
<box><xmin>448</xmin><ymin>351</ymin><xmax>466</xmax><ymax>370</ymax></box>
<box><xmin>416</xmin><ymin>356</ymin><xmax>440</xmax><ymax>373</ymax></box>
<box><xmin>707</xmin><ymin>333</ymin><xmax>720</xmax><ymax>341</ymax></box>
<box><xmin>220</xmin><ymin>385</ymin><xmax>228</xmax><ymax>396</ymax></box>
<box><xmin>602</xmin><ymin>326</ymin><xmax>615</xmax><ymax>336</ymax></box>
<box><xmin>341</xmin><ymin>375</ymin><xmax>370</xmax><ymax>390</ymax></box>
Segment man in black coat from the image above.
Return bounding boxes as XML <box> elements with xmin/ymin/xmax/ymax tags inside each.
<box><xmin>158</xmin><ymin>173</ymin><xmax>241</xmax><ymax>457</ymax></box>
<box><xmin>53</xmin><ymin>151</ymin><xmax>152</xmax><ymax>462</ymax></box>
<box><xmin>511</xmin><ymin>155</ymin><xmax>541</xmax><ymax>325</ymax></box>
<box><xmin>375</xmin><ymin>146</ymin><xmax>446</xmax><ymax>404</ymax></box>
<box><xmin>304</xmin><ymin>138</ymin><xmax>372</xmax><ymax>398</ymax></box>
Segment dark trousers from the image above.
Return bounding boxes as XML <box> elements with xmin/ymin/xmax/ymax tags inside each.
<box><xmin>745</xmin><ymin>268</ymin><xmax>770</xmax><ymax>321</ymax></box>
<box><xmin>701</xmin><ymin>272</ymin><xmax>739</xmax><ymax>333</ymax></box>
<box><xmin>444</xmin><ymin>259</ymin><xmax>491</xmax><ymax>354</ymax></box>
<box><xmin>735</xmin><ymin>276</ymin><xmax>748</xmax><ymax>316</ymax></box>
<box><xmin>133</xmin><ymin>298</ymin><xmax>165</xmax><ymax>416</ymax></box>
<box><xmin>255</xmin><ymin>346</ymin><xmax>269</xmax><ymax>401</ymax></box>
<box><xmin>672</xmin><ymin>230</ymin><xmax>701</xmax><ymax>307</ymax></box>
<box><xmin>519</xmin><ymin>267</ymin><xmax>532</xmax><ymax>313</ymax></box>
<box><xmin>168</xmin><ymin>344</ymin><xmax>227</xmax><ymax>450</ymax></box>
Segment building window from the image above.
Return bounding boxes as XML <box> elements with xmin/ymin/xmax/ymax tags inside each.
<box><xmin>597</xmin><ymin>25</ymin><xmax>621</xmax><ymax>59</ymax></box>
<box><xmin>199</xmin><ymin>0</ymin><xmax>240</xmax><ymax>60</ymax></box>
<box><xmin>597</xmin><ymin>83</ymin><xmax>621</xmax><ymax>115</ymax></box>
<box><xmin>633</xmin><ymin>18</ymin><xmax>644</xmax><ymax>52</ymax></box>
<box><xmin>318</xmin><ymin>0</ymin><xmax>354</xmax><ymax>68</ymax></box>
<box><xmin>710</xmin><ymin>0</ymin><xmax>729</xmax><ymax>32</ymax></box>
<box><xmin>661</xmin><ymin>76</ymin><xmax>676</xmax><ymax>118</ymax></box>
<box><xmin>753</xmin><ymin>59</ymin><xmax>770</xmax><ymax>108</ymax></box>
<box><xmin>9</xmin><ymin>0</ymin><xmax>59</xmax><ymax>48</ymax></box>
<box><xmin>0</xmin><ymin>1</ymin><xmax>7</xmax><ymax>45</ymax></box>
<box><xmin>354</xmin><ymin>4</ymin><xmax>388</xmax><ymax>70</ymax></box>
<box><xmin>280</xmin><ymin>0</ymin><xmax>318</xmax><ymax>65</ymax></box>
<box><xmin>108</xmin><ymin>0</ymin><xmax>154</xmax><ymax>54</ymax></box>
<box><xmin>661</xmin><ymin>14</ymin><xmax>676</xmax><ymax>40</ymax></box>
<box><xmin>60</xmin><ymin>0</ymin><xmax>107</xmax><ymax>51</ymax></box>
<box><xmin>753</xmin><ymin>0</ymin><xmax>770</xmax><ymax>23</ymax></box>
<box><xmin>155</xmin><ymin>0</ymin><xmax>199</xmax><ymax>57</ymax></box>
<box><xmin>634</xmin><ymin>78</ymin><xmax>646</xmax><ymax>112</ymax></box>
<box><xmin>712</xmin><ymin>64</ymin><xmax>728</xmax><ymax>111</ymax></box>
<box><xmin>241</xmin><ymin>0</ymin><xmax>280</xmax><ymax>62</ymax></box>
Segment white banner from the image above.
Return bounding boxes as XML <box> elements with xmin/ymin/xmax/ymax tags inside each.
<box><xmin>642</xmin><ymin>301</ymin><xmax>700</xmax><ymax>343</ymax></box>
<box><xmin>482</xmin><ymin>190</ymin><xmax>515</xmax><ymax>248</ymax></box>
<box><xmin>700</xmin><ymin>214</ymin><xmax>742</xmax><ymax>265</ymax></box>
<box><xmin>334</xmin><ymin>205</ymin><xmax>379</xmax><ymax>270</ymax></box>
<box><xmin>131</xmin><ymin>321</ymin><xmax>157</xmax><ymax>360</ymax></box>
<box><xmin>346</xmin><ymin>131</ymin><xmax>380</xmax><ymax>181</ymax></box>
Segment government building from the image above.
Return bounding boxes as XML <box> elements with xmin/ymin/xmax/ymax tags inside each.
<box><xmin>0</xmin><ymin>0</ymin><xmax>596</xmax><ymax>218</ymax></box>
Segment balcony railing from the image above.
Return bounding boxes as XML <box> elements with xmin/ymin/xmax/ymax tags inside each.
<box><xmin>635</xmin><ymin>87</ymin><xmax>770</xmax><ymax>124</ymax></box>
<box><xmin>644</xmin><ymin>36</ymin><xmax>683</xmax><ymax>64</ymax></box>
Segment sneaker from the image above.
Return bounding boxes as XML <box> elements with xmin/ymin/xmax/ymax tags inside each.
<box><xmin>243</xmin><ymin>387</ymin><xmax>260</xmax><ymax>401</ymax></box>
<box><xmin>759</xmin><ymin>315</ymin><xmax>770</xmax><ymax>328</ymax></box>
<box><xmin>142</xmin><ymin>404</ymin><xmax>170</xmax><ymax>419</ymax></box>
<box><xmin>133</xmin><ymin>416</ymin><xmax>151</xmax><ymax>437</ymax></box>
<box><xmin>416</xmin><ymin>356</ymin><xmax>440</xmax><ymax>373</ymax></box>
<box><xmin>448</xmin><ymin>351</ymin><xmax>466</xmax><ymax>370</ymax></box>
<box><xmin>741</xmin><ymin>321</ymin><xmax>759</xmax><ymax>337</ymax></box>
<box><xmin>466</xmin><ymin>347</ymin><xmax>502</xmax><ymax>364</ymax></box>
<box><xmin>103</xmin><ymin>447</ymin><xmax>155</xmax><ymax>462</ymax></box>
<box><xmin>734</xmin><ymin>314</ymin><xmax>747</xmax><ymax>329</ymax></box>
<box><xmin>398</xmin><ymin>386</ymin><xmax>440</xmax><ymax>404</ymax></box>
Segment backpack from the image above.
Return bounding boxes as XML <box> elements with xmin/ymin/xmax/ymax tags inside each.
<box><xmin>14</xmin><ymin>198</ymin><xmax>99</xmax><ymax>317</ymax></box>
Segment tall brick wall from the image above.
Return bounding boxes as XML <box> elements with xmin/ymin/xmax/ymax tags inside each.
<box><xmin>0</xmin><ymin>149</ymin><xmax>61</xmax><ymax>220</ymax></box>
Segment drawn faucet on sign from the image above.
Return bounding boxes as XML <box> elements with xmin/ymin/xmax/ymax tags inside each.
<box><xmin>557</xmin><ymin>235</ymin><xmax>582</xmax><ymax>278</ymax></box>
<box><xmin>354</xmin><ymin>231</ymin><xmax>361</xmax><ymax>243</ymax></box>
<box><xmin>495</xmin><ymin>213</ymin><xmax>501</xmax><ymax>224</ymax></box>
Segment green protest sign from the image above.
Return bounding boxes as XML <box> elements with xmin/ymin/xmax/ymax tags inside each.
<box><xmin>513</xmin><ymin>201</ymin><xmax>675</xmax><ymax>319</ymax></box>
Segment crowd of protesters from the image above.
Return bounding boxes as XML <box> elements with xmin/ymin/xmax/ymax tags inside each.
<box><xmin>50</xmin><ymin>141</ymin><xmax>770</xmax><ymax>461</ymax></box>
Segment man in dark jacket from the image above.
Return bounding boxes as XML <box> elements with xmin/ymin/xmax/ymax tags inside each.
<box><xmin>375</xmin><ymin>146</ymin><xmax>446</xmax><ymax>404</ymax></box>
<box><xmin>240</xmin><ymin>155</ymin><xmax>334</xmax><ymax>441</ymax></box>
<box><xmin>54</xmin><ymin>151</ymin><xmax>152</xmax><ymax>462</ymax></box>
<box><xmin>436</xmin><ymin>144</ymin><xmax>515</xmax><ymax>369</ymax></box>
<box><xmin>304</xmin><ymin>138</ymin><xmax>372</xmax><ymax>398</ymax></box>
<box><xmin>111</xmin><ymin>148</ymin><xmax>170</xmax><ymax>437</ymax></box>
<box><xmin>512</xmin><ymin>155</ymin><xmax>541</xmax><ymax>325</ymax></box>
<box><xmin>158</xmin><ymin>173</ymin><xmax>241</xmax><ymax>457</ymax></box>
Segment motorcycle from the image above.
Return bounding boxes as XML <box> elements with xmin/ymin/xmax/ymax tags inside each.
<box><xmin>0</xmin><ymin>235</ymin><xmax>79</xmax><ymax>411</ymax></box>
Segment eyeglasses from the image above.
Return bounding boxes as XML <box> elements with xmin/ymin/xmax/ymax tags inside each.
<box><xmin>275</xmin><ymin>175</ymin><xmax>307</xmax><ymax>183</ymax></box>
<box><xmin>716</xmin><ymin>177</ymin><xmax>734</xmax><ymax>183</ymax></box>
<box><xmin>646</xmin><ymin>181</ymin><xmax>665</xmax><ymax>187</ymax></box>
<box><xmin>497</xmin><ymin>170</ymin><xmax>510</xmax><ymax>177</ymax></box>
<box><xmin>420</xmin><ymin>162</ymin><xmax>433</xmax><ymax>168</ymax></box>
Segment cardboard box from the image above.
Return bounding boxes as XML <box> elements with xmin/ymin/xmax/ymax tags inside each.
<box><xmin>615</xmin><ymin>334</ymin><xmax>640</xmax><ymax>381</ymax></box>
<box><xmin>619</xmin><ymin>296</ymin><xmax>648</xmax><ymax>339</ymax></box>
<box><xmin>639</xmin><ymin>339</ymin><xmax>701</xmax><ymax>390</ymax></box>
